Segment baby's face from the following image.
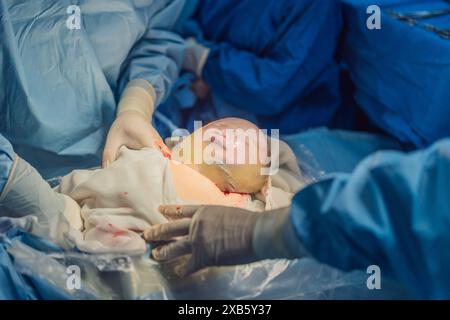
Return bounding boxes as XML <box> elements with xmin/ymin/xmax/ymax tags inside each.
<box><xmin>171</xmin><ymin>118</ymin><xmax>271</xmax><ymax>194</ymax></box>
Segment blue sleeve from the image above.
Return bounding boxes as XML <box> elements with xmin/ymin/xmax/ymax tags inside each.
<box><xmin>202</xmin><ymin>0</ymin><xmax>341</xmax><ymax>116</ymax></box>
<box><xmin>0</xmin><ymin>134</ymin><xmax>15</xmax><ymax>195</ymax></box>
<box><xmin>290</xmin><ymin>139</ymin><xmax>450</xmax><ymax>299</ymax></box>
<box><xmin>118</xmin><ymin>0</ymin><xmax>186</xmax><ymax>106</ymax></box>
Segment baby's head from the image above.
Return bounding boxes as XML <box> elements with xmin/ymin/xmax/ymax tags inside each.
<box><xmin>171</xmin><ymin>118</ymin><xmax>271</xmax><ymax>194</ymax></box>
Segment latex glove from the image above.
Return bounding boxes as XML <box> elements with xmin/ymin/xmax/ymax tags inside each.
<box><xmin>183</xmin><ymin>38</ymin><xmax>210</xmax><ymax>78</ymax></box>
<box><xmin>0</xmin><ymin>156</ymin><xmax>82</xmax><ymax>249</ymax></box>
<box><xmin>144</xmin><ymin>205</ymin><xmax>307</xmax><ymax>276</ymax></box>
<box><xmin>103</xmin><ymin>79</ymin><xmax>170</xmax><ymax>167</ymax></box>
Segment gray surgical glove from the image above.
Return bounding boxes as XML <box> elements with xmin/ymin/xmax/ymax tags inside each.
<box><xmin>0</xmin><ymin>156</ymin><xmax>82</xmax><ymax>249</ymax></box>
<box><xmin>144</xmin><ymin>205</ymin><xmax>308</xmax><ymax>276</ymax></box>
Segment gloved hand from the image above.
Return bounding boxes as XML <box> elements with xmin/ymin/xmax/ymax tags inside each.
<box><xmin>183</xmin><ymin>38</ymin><xmax>210</xmax><ymax>78</ymax></box>
<box><xmin>103</xmin><ymin>79</ymin><xmax>170</xmax><ymax>167</ymax></box>
<box><xmin>144</xmin><ymin>205</ymin><xmax>307</xmax><ymax>276</ymax></box>
<box><xmin>0</xmin><ymin>156</ymin><xmax>82</xmax><ymax>249</ymax></box>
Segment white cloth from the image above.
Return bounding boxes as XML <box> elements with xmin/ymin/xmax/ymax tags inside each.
<box><xmin>57</xmin><ymin>143</ymin><xmax>302</xmax><ymax>254</ymax></box>
<box><xmin>58</xmin><ymin>147</ymin><xmax>178</xmax><ymax>254</ymax></box>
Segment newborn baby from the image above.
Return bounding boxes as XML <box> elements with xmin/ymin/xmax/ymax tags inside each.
<box><xmin>170</xmin><ymin>118</ymin><xmax>271</xmax><ymax>194</ymax></box>
<box><xmin>58</xmin><ymin>118</ymin><xmax>296</xmax><ymax>254</ymax></box>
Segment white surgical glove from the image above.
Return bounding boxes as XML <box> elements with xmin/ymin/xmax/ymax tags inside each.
<box><xmin>103</xmin><ymin>79</ymin><xmax>170</xmax><ymax>167</ymax></box>
<box><xmin>144</xmin><ymin>205</ymin><xmax>308</xmax><ymax>276</ymax></box>
<box><xmin>0</xmin><ymin>156</ymin><xmax>82</xmax><ymax>249</ymax></box>
<box><xmin>183</xmin><ymin>38</ymin><xmax>210</xmax><ymax>78</ymax></box>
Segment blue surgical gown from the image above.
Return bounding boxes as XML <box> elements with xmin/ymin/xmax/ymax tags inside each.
<box><xmin>0</xmin><ymin>135</ymin><xmax>14</xmax><ymax>195</ymax></box>
<box><xmin>342</xmin><ymin>0</ymin><xmax>450</xmax><ymax>148</ymax></box>
<box><xmin>286</xmin><ymin>138</ymin><xmax>450</xmax><ymax>299</ymax></box>
<box><xmin>157</xmin><ymin>0</ymin><xmax>345</xmax><ymax>135</ymax></box>
<box><xmin>0</xmin><ymin>0</ymin><xmax>185</xmax><ymax>179</ymax></box>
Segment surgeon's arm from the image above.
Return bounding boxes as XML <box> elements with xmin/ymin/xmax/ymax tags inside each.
<box><xmin>148</xmin><ymin>139</ymin><xmax>450</xmax><ymax>298</ymax></box>
<box><xmin>103</xmin><ymin>0</ymin><xmax>185</xmax><ymax>166</ymax></box>
<box><xmin>287</xmin><ymin>139</ymin><xmax>450</xmax><ymax>298</ymax></box>
<box><xmin>117</xmin><ymin>0</ymin><xmax>185</xmax><ymax>107</ymax></box>
<box><xmin>201</xmin><ymin>0</ymin><xmax>341</xmax><ymax>115</ymax></box>
<box><xmin>0</xmin><ymin>134</ymin><xmax>14</xmax><ymax>195</ymax></box>
<box><xmin>0</xmin><ymin>134</ymin><xmax>82</xmax><ymax>248</ymax></box>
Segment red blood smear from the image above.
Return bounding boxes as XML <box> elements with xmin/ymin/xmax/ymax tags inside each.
<box><xmin>155</xmin><ymin>141</ymin><xmax>172</xmax><ymax>159</ymax></box>
<box><xmin>113</xmin><ymin>230</ymin><xmax>129</xmax><ymax>238</ymax></box>
<box><xmin>162</xmin><ymin>149</ymin><xmax>172</xmax><ymax>159</ymax></box>
<box><xmin>224</xmin><ymin>191</ymin><xmax>248</xmax><ymax>196</ymax></box>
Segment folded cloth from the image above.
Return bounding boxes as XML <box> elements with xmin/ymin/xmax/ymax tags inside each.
<box><xmin>57</xmin><ymin>146</ymin><xmax>177</xmax><ymax>254</ymax></box>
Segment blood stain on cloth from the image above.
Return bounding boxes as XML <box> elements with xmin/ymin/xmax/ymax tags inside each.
<box><xmin>113</xmin><ymin>230</ymin><xmax>129</xmax><ymax>238</ymax></box>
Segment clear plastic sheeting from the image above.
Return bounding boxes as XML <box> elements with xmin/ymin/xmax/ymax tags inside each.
<box><xmin>6</xmin><ymin>239</ymin><xmax>408</xmax><ymax>300</ymax></box>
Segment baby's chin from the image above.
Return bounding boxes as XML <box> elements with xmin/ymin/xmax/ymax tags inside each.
<box><xmin>193</xmin><ymin>163</ymin><xmax>268</xmax><ymax>194</ymax></box>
